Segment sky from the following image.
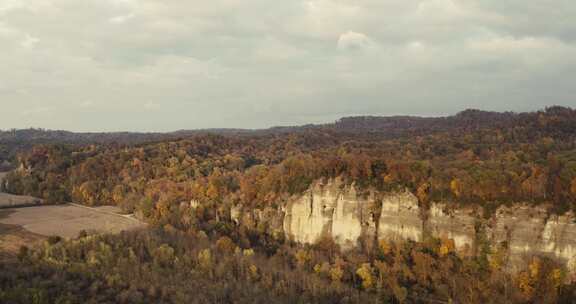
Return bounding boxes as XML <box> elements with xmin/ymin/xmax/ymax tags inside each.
<box><xmin>0</xmin><ymin>0</ymin><xmax>575</xmax><ymax>132</ymax></box>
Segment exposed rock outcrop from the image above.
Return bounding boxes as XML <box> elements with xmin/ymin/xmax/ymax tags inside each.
<box><xmin>233</xmin><ymin>178</ymin><xmax>576</xmax><ymax>275</ymax></box>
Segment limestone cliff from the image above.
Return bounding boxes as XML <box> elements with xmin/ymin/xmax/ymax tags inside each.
<box><xmin>233</xmin><ymin>178</ymin><xmax>576</xmax><ymax>274</ymax></box>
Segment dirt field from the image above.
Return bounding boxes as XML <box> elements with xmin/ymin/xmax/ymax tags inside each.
<box><xmin>0</xmin><ymin>204</ymin><xmax>146</xmax><ymax>259</ymax></box>
<box><xmin>0</xmin><ymin>172</ymin><xmax>146</xmax><ymax>258</ymax></box>
<box><xmin>0</xmin><ymin>215</ymin><xmax>44</xmax><ymax>260</ymax></box>
<box><xmin>0</xmin><ymin>204</ymin><xmax>145</xmax><ymax>239</ymax></box>
<box><xmin>0</xmin><ymin>193</ymin><xmax>42</xmax><ymax>208</ymax></box>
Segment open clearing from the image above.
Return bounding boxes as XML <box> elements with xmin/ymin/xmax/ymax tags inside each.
<box><xmin>0</xmin><ymin>204</ymin><xmax>145</xmax><ymax>258</ymax></box>
<box><xmin>0</xmin><ymin>193</ymin><xmax>42</xmax><ymax>208</ymax></box>
<box><xmin>0</xmin><ymin>204</ymin><xmax>145</xmax><ymax>239</ymax></box>
<box><xmin>0</xmin><ymin>172</ymin><xmax>146</xmax><ymax>258</ymax></box>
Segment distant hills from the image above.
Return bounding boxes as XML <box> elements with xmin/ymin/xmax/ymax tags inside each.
<box><xmin>1</xmin><ymin>106</ymin><xmax>574</xmax><ymax>167</ymax></box>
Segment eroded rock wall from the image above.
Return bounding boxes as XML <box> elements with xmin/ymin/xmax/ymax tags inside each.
<box><xmin>232</xmin><ymin>179</ymin><xmax>576</xmax><ymax>273</ymax></box>
<box><xmin>283</xmin><ymin>181</ymin><xmax>371</xmax><ymax>249</ymax></box>
<box><xmin>489</xmin><ymin>205</ymin><xmax>576</xmax><ymax>271</ymax></box>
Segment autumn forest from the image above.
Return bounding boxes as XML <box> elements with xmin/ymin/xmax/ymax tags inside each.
<box><xmin>1</xmin><ymin>107</ymin><xmax>576</xmax><ymax>303</ymax></box>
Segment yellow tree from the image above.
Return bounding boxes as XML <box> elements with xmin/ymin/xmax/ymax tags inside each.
<box><xmin>450</xmin><ymin>178</ymin><xmax>462</xmax><ymax>198</ymax></box>
<box><xmin>356</xmin><ymin>263</ymin><xmax>375</xmax><ymax>290</ymax></box>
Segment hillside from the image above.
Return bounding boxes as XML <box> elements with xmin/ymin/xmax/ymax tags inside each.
<box><xmin>2</xmin><ymin>106</ymin><xmax>576</xmax><ymax>303</ymax></box>
<box><xmin>4</xmin><ymin>107</ymin><xmax>576</xmax><ymax>210</ymax></box>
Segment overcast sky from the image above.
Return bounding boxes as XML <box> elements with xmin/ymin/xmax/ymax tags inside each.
<box><xmin>0</xmin><ymin>0</ymin><xmax>575</xmax><ymax>131</ymax></box>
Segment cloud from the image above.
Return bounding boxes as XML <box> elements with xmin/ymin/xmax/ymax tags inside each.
<box><xmin>0</xmin><ymin>0</ymin><xmax>575</xmax><ymax>131</ymax></box>
<box><xmin>109</xmin><ymin>13</ymin><xmax>135</xmax><ymax>24</ymax></box>
<box><xmin>80</xmin><ymin>100</ymin><xmax>94</xmax><ymax>108</ymax></box>
<box><xmin>21</xmin><ymin>107</ymin><xmax>51</xmax><ymax>117</ymax></box>
<box><xmin>337</xmin><ymin>31</ymin><xmax>373</xmax><ymax>51</ymax></box>
<box><xmin>468</xmin><ymin>35</ymin><xmax>565</xmax><ymax>52</ymax></box>
<box><xmin>143</xmin><ymin>101</ymin><xmax>159</xmax><ymax>111</ymax></box>
<box><xmin>20</xmin><ymin>35</ymin><xmax>39</xmax><ymax>48</ymax></box>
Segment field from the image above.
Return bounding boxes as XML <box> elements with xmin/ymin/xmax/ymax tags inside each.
<box><xmin>0</xmin><ymin>204</ymin><xmax>145</xmax><ymax>258</ymax></box>
<box><xmin>0</xmin><ymin>204</ymin><xmax>145</xmax><ymax>238</ymax></box>
<box><xmin>0</xmin><ymin>192</ymin><xmax>42</xmax><ymax>208</ymax></box>
<box><xmin>0</xmin><ymin>172</ymin><xmax>145</xmax><ymax>258</ymax></box>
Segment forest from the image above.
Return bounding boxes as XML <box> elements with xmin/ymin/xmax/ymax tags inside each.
<box><xmin>2</xmin><ymin>107</ymin><xmax>576</xmax><ymax>303</ymax></box>
<box><xmin>2</xmin><ymin>227</ymin><xmax>574</xmax><ymax>303</ymax></box>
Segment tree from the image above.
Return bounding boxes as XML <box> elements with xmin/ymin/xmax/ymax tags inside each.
<box><xmin>153</xmin><ymin>244</ymin><xmax>175</xmax><ymax>268</ymax></box>
<box><xmin>215</xmin><ymin>236</ymin><xmax>236</xmax><ymax>254</ymax></box>
<box><xmin>356</xmin><ymin>263</ymin><xmax>374</xmax><ymax>290</ymax></box>
<box><xmin>450</xmin><ymin>178</ymin><xmax>462</xmax><ymax>198</ymax></box>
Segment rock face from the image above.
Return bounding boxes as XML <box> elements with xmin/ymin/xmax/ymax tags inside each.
<box><xmin>283</xmin><ymin>181</ymin><xmax>370</xmax><ymax>248</ymax></box>
<box><xmin>236</xmin><ymin>179</ymin><xmax>576</xmax><ymax>274</ymax></box>
<box><xmin>490</xmin><ymin>206</ymin><xmax>576</xmax><ymax>272</ymax></box>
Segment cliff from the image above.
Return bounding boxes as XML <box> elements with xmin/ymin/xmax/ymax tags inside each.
<box><xmin>233</xmin><ymin>179</ymin><xmax>576</xmax><ymax>275</ymax></box>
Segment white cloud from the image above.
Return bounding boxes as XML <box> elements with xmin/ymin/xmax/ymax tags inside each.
<box><xmin>468</xmin><ymin>35</ymin><xmax>565</xmax><ymax>52</ymax></box>
<box><xmin>80</xmin><ymin>100</ymin><xmax>94</xmax><ymax>108</ymax></box>
<box><xmin>416</xmin><ymin>0</ymin><xmax>467</xmax><ymax>18</ymax></box>
<box><xmin>21</xmin><ymin>107</ymin><xmax>51</xmax><ymax>117</ymax></box>
<box><xmin>143</xmin><ymin>101</ymin><xmax>159</xmax><ymax>111</ymax></box>
<box><xmin>0</xmin><ymin>0</ymin><xmax>24</xmax><ymax>13</ymax></box>
<box><xmin>20</xmin><ymin>35</ymin><xmax>39</xmax><ymax>48</ymax></box>
<box><xmin>109</xmin><ymin>13</ymin><xmax>134</xmax><ymax>24</ymax></box>
<box><xmin>337</xmin><ymin>31</ymin><xmax>373</xmax><ymax>51</ymax></box>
